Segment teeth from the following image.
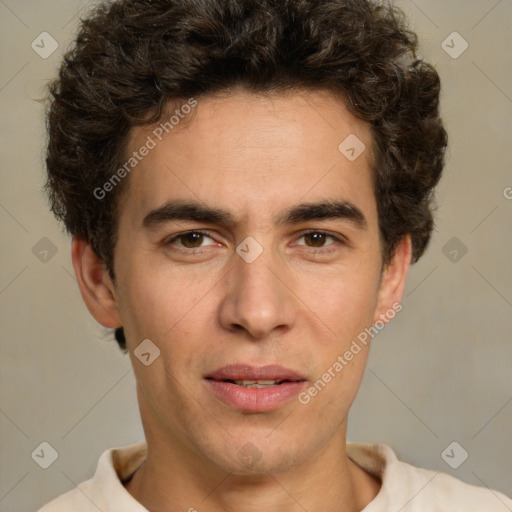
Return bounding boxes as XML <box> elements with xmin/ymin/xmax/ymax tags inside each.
<box><xmin>233</xmin><ymin>379</ymin><xmax>279</xmax><ymax>387</ymax></box>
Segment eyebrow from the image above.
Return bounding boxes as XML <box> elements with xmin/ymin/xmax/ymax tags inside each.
<box><xmin>142</xmin><ymin>199</ymin><xmax>367</xmax><ymax>230</ymax></box>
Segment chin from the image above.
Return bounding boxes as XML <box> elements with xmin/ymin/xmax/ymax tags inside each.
<box><xmin>193</xmin><ymin>429</ymin><xmax>311</xmax><ymax>477</ymax></box>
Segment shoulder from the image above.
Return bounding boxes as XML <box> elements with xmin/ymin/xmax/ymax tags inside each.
<box><xmin>36</xmin><ymin>442</ymin><xmax>147</xmax><ymax>512</ymax></box>
<box><xmin>347</xmin><ymin>442</ymin><xmax>512</xmax><ymax>511</ymax></box>
<box><xmin>36</xmin><ymin>479</ymin><xmax>96</xmax><ymax>512</ymax></box>
<box><xmin>408</xmin><ymin>464</ymin><xmax>512</xmax><ymax>511</ymax></box>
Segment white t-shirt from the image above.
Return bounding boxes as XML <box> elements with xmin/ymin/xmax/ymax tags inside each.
<box><xmin>37</xmin><ymin>442</ymin><xmax>512</xmax><ymax>511</ymax></box>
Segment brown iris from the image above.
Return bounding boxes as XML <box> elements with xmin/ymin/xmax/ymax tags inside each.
<box><xmin>179</xmin><ymin>232</ymin><xmax>205</xmax><ymax>248</ymax></box>
<box><xmin>303</xmin><ymin>232</ymin><xmax>328</xmax><ymax>247</ymax></box>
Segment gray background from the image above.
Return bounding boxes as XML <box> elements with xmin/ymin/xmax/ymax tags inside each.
<box><xmin>1</xmin><ymin>0</ymin><xmax>511</xmax><ymax>510</ymax></box>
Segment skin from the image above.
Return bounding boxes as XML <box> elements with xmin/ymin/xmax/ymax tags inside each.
<box><xmin>72</xmin><ymin>87</ymin><xmax>411</xmax><ymax>512</ymax></box>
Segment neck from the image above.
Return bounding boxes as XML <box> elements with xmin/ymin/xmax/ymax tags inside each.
<box><xmin>125</xmin><ymin>432</ymin><xmax>380</xmax><ymax>512</ymax></box>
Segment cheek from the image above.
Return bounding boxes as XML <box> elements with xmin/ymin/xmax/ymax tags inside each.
<box><xmin>117</xmin><ymin>276</ymin><xmax>168</xmax><ymax>338</ymax></box>
<box><xmin>300</xmin><ymin>260</ymin><xmax>379</xmax><ymax>396</ymax></box>
<box><xmin>306</xmin><ymin>263</ymin><xmax>380</xmax><ymax>340</ymax></box>
<box><xmin>296</xmin><ymin>346</ymin><xmax>370</xmax><ymax>441</ymax></box>
<box><xmin>115</xmin><ymin>260</ymin><xmax>223</xmax><ymax>361</ymax></box>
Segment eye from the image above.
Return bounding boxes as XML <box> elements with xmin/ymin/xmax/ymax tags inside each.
<box><xmin>163</xmin><ymin>230</ymin><xmax>217</xmax><ymax>252</ymax></box>
<box><xmin>162</xmin><ymin>229</ymin><xmax>344</xmax><ymax>255</ymax></box>
<box><xmin>294</xmin><ymin>230</ymin><xmax>344</xmax><ymax>253</ymax></box>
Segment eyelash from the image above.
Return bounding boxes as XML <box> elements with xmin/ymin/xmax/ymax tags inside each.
<box><xmin>163</xmin><ymin>229</ymin><xmax>345</xmax><ymax>255</ymax></box>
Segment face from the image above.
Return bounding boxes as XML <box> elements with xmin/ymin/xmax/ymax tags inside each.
<box><xmin>76</xmin><ymin>88</ymin><xmax>410</xmax><ymax>476</ymax></box>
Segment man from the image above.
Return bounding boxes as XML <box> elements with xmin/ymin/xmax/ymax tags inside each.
<box><xmin>39</xmin><ymin>0</ymin><xmax>512</xmax><ymax>510</ymax></box>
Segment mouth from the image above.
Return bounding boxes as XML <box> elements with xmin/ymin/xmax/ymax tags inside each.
<box><xmin>217</xmin><ymin>379</ymin><xmax>295</xmax><ymax>388</ymax></box>
<box><xmin>205</xmin><ymin>365</ymin><xmax>307</xmax><ymax>412</ymax></box>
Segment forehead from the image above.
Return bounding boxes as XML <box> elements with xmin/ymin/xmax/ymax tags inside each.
<box><xmin>119</xmin><ymin>88</ymin><xmax>376</xmax><ymax>229</ymax></box>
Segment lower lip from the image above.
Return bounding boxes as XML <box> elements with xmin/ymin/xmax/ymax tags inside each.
<box><xmin>206</xmin><ymin>380</ymin><xmax>306</xmax><ymax>412</ymax></box>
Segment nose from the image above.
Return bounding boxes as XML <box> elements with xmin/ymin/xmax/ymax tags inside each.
<box><xmin>218</xmin><ymin>243</ymin><xmax>296</xmax><ymax>340</ymax></box>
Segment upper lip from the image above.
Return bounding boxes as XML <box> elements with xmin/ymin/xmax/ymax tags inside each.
<box><xmin>206</xmin><ymin>364</ymin><xmax>306</xmax><ymax>382</ymax></box>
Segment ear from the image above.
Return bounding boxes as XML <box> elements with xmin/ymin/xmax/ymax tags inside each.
<box><xmin>374</xmin><ymin>235</ymin><xmax>412</xmax><ymax>324</ymax></box>
<box><xmin>71</xmin><ymin>236</ymin><xmax>122</xmax><ymax>328</ymax></box>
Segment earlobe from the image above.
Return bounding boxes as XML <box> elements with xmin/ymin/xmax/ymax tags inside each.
<box><xmin>71</xmin><ymin>236</ymin><xmax>122</xmax><ymax>329</ymax></box>
<box><xmin>374</xmin><ymin>236</ymin><xmax>412</xmax><ymax>324</ymax></box>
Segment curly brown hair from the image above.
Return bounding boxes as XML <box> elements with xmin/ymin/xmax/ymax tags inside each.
<box><xmin>45</xmin><ymin>0</ymin><xmax>447</xmax><ymax>351</ymax></box>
